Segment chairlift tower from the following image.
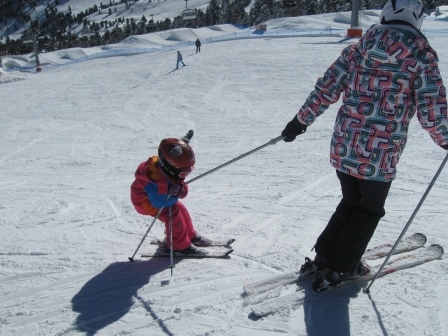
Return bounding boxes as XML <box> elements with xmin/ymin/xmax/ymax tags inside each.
<box><xmin>32</xmin><ymin>31</ymin><xmax>41</xmax><ymax>72</ymax></box>
<box><xmin>347</xmin><ymin>0</ymin><xmax>363</xmax><ymax>37</ymax></box>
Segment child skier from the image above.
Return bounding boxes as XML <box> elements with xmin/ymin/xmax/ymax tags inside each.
<box><xmin>281</xmin><ymin>0</ymin><xmax>448</xmax><ymax>289</ymax></box>
<box><xmin>130</xmin><ymin>131</ymin><xmax>210</xmax><ymax>255</ymax></box>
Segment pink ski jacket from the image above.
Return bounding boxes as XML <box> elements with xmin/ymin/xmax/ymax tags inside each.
<box><xmin>130</xmin><ymin>156</ymin><xmax>187</xmax><ymax>216</ymax></box>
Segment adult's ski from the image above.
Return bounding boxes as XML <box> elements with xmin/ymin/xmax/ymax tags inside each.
<box><xmin>363</xmin><ymin>232</ymin><xmax>426</xmax><ymax>259</ymax></box>
<box><xmin>243</xmin><ymin>233</ymin><xmax>426</xmax><ymax>296</ymax></box>
<box><xmin>141</xmin><ymin>245</ymin><xmax>233</xmax><ymax>258</ymax></box>
<box><xmin>250</xmin><ymin>244</ymin><xmax>443</xmax><ymax>317</ymax></box>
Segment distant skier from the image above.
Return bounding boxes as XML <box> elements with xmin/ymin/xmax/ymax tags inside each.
<box><xmin>176</xmin><ymin>51</ymin><xmax>186</xmax><ymax>69</ymax></box>
<box><xmin>130</xmin><ymin>131</ymin><xmax>211</xmax><ymax>255</ymax></box>
<box><xmin>281</xmin><ymin>0</ymin><xmax>448</xmax><ymax>289</ymax></box>
<box><xmin>195</xmin><ymin>38</ymin><xmax>201</xmax><ymax>53</ymax></box>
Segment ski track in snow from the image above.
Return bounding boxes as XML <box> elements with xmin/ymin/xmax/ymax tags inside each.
<box><xmin>1</xmin><ymin>9</ymin><xmax>448</xmax><ymax>336</ymax></box>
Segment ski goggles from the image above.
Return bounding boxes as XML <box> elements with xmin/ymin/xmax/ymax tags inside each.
<box><xmin>178</xmin><ymin>165</ymin><xmax>194</xmax><ymax>179</ymax></box>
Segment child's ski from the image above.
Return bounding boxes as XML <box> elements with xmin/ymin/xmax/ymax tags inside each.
<box><xmin>150</xmin><ymin>238</ymin><xmax>235</xmax><ymax>247</ymax></box>
<box><xmin>243</xmin><ymin>233</ymin><xmax>426</xmax><ymax>296</ymax></box>
<box><xmin>141</xmin><ymin>245</ymin><xmax>233</xmax><ymax>258</ymax></box>
<box><xmin>250</xmin><ymin>244</ymin><xmax>443</xmax><ymax>317</ymax></box>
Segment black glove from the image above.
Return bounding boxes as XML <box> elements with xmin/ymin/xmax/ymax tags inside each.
<box><xmin>441</xmin><ymin>144</ymin><xmax>448</xmax><ymax>150</ymax></box>
<box><xmin>168</xmin><ymin>183</ymin><xmax>188</xmax><ymax>198</ymax></box>
<box><xmin>281</xmin><ymin>116</ymin><xmax>307</xmax><ymax>142</ymax></box>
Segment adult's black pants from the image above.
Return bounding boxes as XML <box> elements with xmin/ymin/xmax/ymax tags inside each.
<box><xmin>314</xmin><ymin>170</ymin><xmax>392</xmax><ymax>272</ymax></box>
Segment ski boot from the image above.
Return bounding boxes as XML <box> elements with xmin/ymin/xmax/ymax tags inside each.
<box><xmin>171</xmin><ymin>244</ymin><xmax>209</xmax><ymax>256</ymax></box>
<box><xmin>190</xmin><ymin>234</ymin><xmax>213</xmax><ymax>246</ymax></box>
<box><xmin>312</xmin><ymin>261</ymin><xmax>371</xmax><ymax>292</ymax></box>
<box><xmin>299</xmin><ymin>254</ymin><xmax>328</xmax><ymax>276</ymax></box>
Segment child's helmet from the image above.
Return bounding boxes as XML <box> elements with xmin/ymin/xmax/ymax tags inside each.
<box><xmin>158</xmin><ymin>138</ymin><xmax>195</xmax><ymax>181</ymax></box>
<box><xmin>380</xmin><ymin>0</ymin><xmax>425</xmax><ymax>30</ymax></box>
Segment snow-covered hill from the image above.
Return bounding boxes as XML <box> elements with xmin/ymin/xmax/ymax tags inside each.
<box><xmin>1</xmin><ymin>11</ymin><xmax>448</xmax><ymax>336</ymax></box>
<box><xmin>2</xmin><ymin>0</ymin><xmax>215</xmax><ymax>40</ymax></box>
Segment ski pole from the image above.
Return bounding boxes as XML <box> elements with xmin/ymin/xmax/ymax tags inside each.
<box><xmin>187</xmin><ymin>135</ymin><xmax>285</xmax><ymax>184</ymax></box>
<box><xmin>169</xmin><ymin>206</ymin><xmax>174</xmax><ymax>275</ymax></box>
<box><xmin>128</xmin><ymin>197</ymin><xmax>170</xmax><ymax>262</ymax></box>
<box><xmin>128</xmin><ymin>134</ymin><xmax>285</xmax><ymax>261</ymax></box>
<box><xmin>364</xmin><ymin>152</ymin><xmax>448</xmax><ymax>293</ymax></box>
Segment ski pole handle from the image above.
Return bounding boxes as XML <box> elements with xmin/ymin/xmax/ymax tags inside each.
<box><xmin>269</xmin><ymin>135</ymin><xmax>286</xmax><ymax>145</ymax></box>
<box><xmin>187</xmin><ymin>135</ymin><xmax>285</xmax><ymax>184</ymax></box>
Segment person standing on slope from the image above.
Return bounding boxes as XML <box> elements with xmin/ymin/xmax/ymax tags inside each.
<box><xmin>176</xmin><ymin>51</ymin><xmax>186</xmax><ymax>69</ymax></box>
<box><xmin>195</xmin><ymin>38</ymin><xmax>201</xmax><ymax>53</ymax></box>
<box><xmin>130</xmin><ymin>131</ymin><xmax>211</xmax><ymax>255</ymax></box>
<box><xmin>280</xmin><ymin>0</ymin><xmax>448</xmax><ymax>289</ymax></box>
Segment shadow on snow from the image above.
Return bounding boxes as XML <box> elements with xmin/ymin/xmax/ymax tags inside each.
<box><xmin>71</xmin><ymin>258</ymin><xmax>179</xmax><ymax>335</ymax></box>
<box><xmin>303</xmin><ymin>282</ymin><xmax>367</xmax><ymax>336</ymax></box>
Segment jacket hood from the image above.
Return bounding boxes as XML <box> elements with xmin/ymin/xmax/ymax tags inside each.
<box><xmin>134</xmin><ymin>156</ymin><xmax>167</xmax><ymax>183</ymax></box>
<box><xmin>355</xmin><ymin>24</ymin><xmax>433</xmax><ymax>69</ymax></box>
<box><xmin>134</xmin><ymin>160</ymin><xmax>152</xmax><ymax>183</ymax></box>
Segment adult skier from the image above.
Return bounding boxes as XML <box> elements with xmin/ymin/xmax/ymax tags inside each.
<box><xmin>281</xmin><ymin>0</ymin><xmax>448</xmax><ymax>287</ymax></box>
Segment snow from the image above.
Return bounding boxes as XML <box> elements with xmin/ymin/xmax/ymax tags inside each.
<box><xmin>1</xmin><ymin>9</ymin><xmax>448</xmax><ymax>336</ymax></box>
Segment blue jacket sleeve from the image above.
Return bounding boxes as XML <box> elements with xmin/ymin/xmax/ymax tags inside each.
<box><xmin>144</xmin><ymin>181</ymin><xmax>178</xmax><ymax>209</ymax></box>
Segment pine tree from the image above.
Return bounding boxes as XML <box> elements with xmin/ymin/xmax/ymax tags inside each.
<box><xmin>233</xmin><ymin>1</ymin><xmax>248</xmax><ymax>24</ymax></box>
<box><xmin>325</xmin><ymin>0</ymin><xmax>339</xmax><ymax>13</ymax></box>
<box><xmin>249</xmin><ymin>0</ymin><xmax>262</xmax><ymax>25</ymax></box>
<box><xmin>196</xmin><ymin>10</ymin><xmax>206</xmax><ymax>27</ymax></box>
<box><xmin>206</xmin><ymin>0</ymin><xmax>221</xmax><ymax>26</ymax></box>
<box><xmin>258</xmin><ymin>3</ymin><xmax>272</xmax><ymax>23</ymax></box>
<box><xmin>308</xmin><ymin>0</ymin><xmax>317</xmax><ymax>15</ymax></box>
<box><xmin>224</xmin><ymin>3</ymin><xmax>234</xmax><ymax>23</ymax></box>
<box><xmin>422</xmin><ymin>0</ymin><xmax>436</xmax><ymax>10</ymax></box>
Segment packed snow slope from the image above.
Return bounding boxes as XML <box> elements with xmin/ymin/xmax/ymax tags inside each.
<box><xmin>1</xmin><ymin>12</ymin><xmax>448</xmax><ymax>336</ymax></box>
